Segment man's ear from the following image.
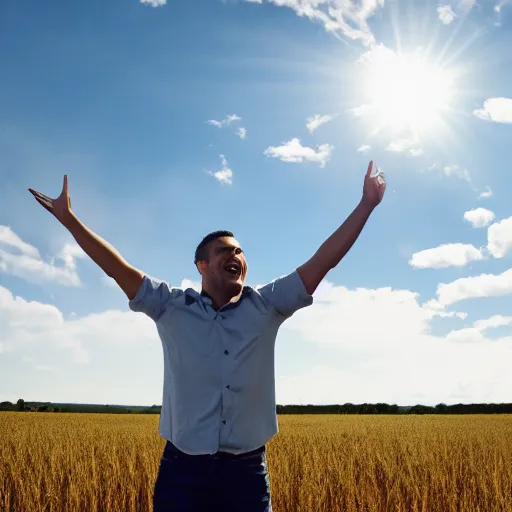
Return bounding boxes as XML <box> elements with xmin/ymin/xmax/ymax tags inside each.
<box><xmin>196</xmin><ymin>260</ymin><xmax>207</xmax><ymax>275</ymax></box>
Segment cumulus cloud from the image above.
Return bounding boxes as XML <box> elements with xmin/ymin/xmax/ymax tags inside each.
<box><xmin>276</xmin><ymin>279</ymin><xmax>512</xmax><ymax>405</ymax></box>
<box><xmin>237</xmin><ymin>127</ymin><xmax>247</xmax><ymax>140</ymax></box>
<box><xmin>207</xmin><ymin>114</ymin><xmax>242</xmax><ymax>128</ymax></box>
<box><xmin>357</xmin><ymin>145</ymin><xmax>371</xmax><ymax>153</ymax></box>
<box><xmin>243</xmin><ymin>0</ymin><xmax>385</xmax><ymax>46</ymax></box>
<box><xmin>409</xmin><ymin>243</ymin><xmax>486</xmax><ymax>269</ymax></box>
<box><xmin>464</xmin><ymin>208</ymin><xmax>496</xmax><ymax>228</ymax></box>
<box><xmin>473</xmin><ymin>98</ymin><xmax>512</xmax><ymax>123</ymax></box>
<box><xmin>487</xmin><ymin>216</ymin><xmax>512</xmax><ymax>258</ymax></box>
<box><xmin>140</xmin><ymin>0</ymin><xmax>166</xmax><ymax>6</ymax></box>
<box><xmin>264</xmin><ymin>138</ymin><xmax>333</xmax><ymax>167</ymax></box>
<box><xmin>474</xmin><ymin>314</ymin><xmax>512</xmax><ymax>331</ymax></box>
<box><xmin>206</xmin><ymin>154</ymin><xmax>233</xmax><ymax>185</ymax></box>
<box><xmin>0</xmin><ymin>226</ymin><xmax>86</xmax><ymax>287</ymax></box>
<box><xmin>0</xmin><ymin>283</ymin><xmax>169</xmax><ymax>403</ymax></box>
<box><xmin>428</xmin><ymin>268</ymin><xmax>512</xmax><ymax>308</ymax></box>
<box><xmin>437</xmin><ymin>5</ymin><xmax>457</xmax><ymax>24</ymax></box>
<box><xmin>306</xmin><ymin>114</ymin><xmax>336</xmax><ymax>133</ymax></box>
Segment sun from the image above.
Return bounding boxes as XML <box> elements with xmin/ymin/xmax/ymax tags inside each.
<box><xmin>357</xmin><ymin>45</ymin><xmax>456</xmax><ymax>138</ymax></box>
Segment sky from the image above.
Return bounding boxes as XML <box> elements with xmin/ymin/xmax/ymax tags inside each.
<box><xmin>1</xmin><ymin>0</ymin><xmax>512</xmax><ymax>407</ymax></box>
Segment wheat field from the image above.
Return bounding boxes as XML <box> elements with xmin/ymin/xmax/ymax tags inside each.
<box><xmin>1</xmin><ymin>412</ymin><xmax>512</xmax><ymax>511</ymax></box>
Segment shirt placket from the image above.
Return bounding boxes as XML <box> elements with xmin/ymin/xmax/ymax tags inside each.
<box><xmin>215</xmin><ymin>308</ymin><xmax>233</xmax><ymax>438</ymax></box>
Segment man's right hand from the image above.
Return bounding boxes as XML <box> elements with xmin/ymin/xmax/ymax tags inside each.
<box><xmin>28</xmin><ymin>175</ymin><xmax>144</xmax><ymax>300</ymax></box>
<box><xmin>29</xmin><ymin>175</ymin><xmax>73</xmax><ymax>227</ymax></box>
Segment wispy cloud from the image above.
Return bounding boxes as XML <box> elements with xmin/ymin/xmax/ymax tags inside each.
<box><xmin>0</xmin><ymin>226</ymin><xmax>86</xmax><ymax>287</ymax></box>
<box><xmin>386</xmin><ymin>139</ymin><xmax>423</xmax><ymax>156</ymax></box>
<box><xmin>207</xmin><ymin>114</ymin><xmax>242</xmax><ymax>128</ymax></box>
<box><xmin>140</xmin><ymin>0</ymin><xmax>166</xmax><ymax>6</ymax></box>
<box><xmin>237</xmin><ymin>127</ymin><xmax>247</xmax><ymax>140</ymax></box>
<box><xmin>464</xmin><ymin>208</ymin><xmax>496</xmax><ymax>228</ymax></box>
<box><xmin>443</xmin><ymin>164</ymin><xmax>472</xmax><ymax>184</ymax></box>
<box><xmin>409</xmin><ymin>243</ymin><xmax>486</xmax><ymax>269</ymax></box>
<box><xmin>264</xmin><ymin>138</ymin><xmax>333</xmax><ymax>168</ymax></box>
<box><xmin>479</xmin><ymin>186</ymin><xmax>493</xmax><ymax>199</ymax></box>
<box><xmin>306</xmin><ymin>114</ymin><xmax>336</xmax><ymax>133</ymax></box>
<box><xmin>206</xmin><ymin>155</ymin><xmax>233</xmax><ymax>185</ymax></box>
<box><xmin>357</xmin><ymin>145</ymin><xmax>371</xmax><ymax>153</ymax></box>
<box><xmin>242</xmin><ymin>0</ymin><xmax>385</xmax><ymax>46</ymax></box>
<box><xmin>437</xmin><ymin>5</ymin><xmax>457</xmax><ymax>24</ymax></box>
<box><xmin>473</xmin><ymin>98</ymin><xmax>512</xmax><ymax>123</ymax></box>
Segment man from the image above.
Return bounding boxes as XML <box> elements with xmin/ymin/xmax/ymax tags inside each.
<box><xmin>28</xmin><ymin>161</ymin><xmax>386</xmax><ymax>511</ymax></box>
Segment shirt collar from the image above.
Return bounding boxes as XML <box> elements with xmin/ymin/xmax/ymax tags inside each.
<box><xmin>185</xmin><ymin>286</ymin><xmax>252</xmax><ymax>309</ymax></box>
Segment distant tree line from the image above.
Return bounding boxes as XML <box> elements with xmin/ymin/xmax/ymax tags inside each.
<box><xmin>276</xmin><ymin>403</ymin><xmax>512</xmax><ymax>414</ymax></box>
<box><xmin>3</xmin><ymin>400</ymin><xmax>512</xmax><ymax>415</ymax></box>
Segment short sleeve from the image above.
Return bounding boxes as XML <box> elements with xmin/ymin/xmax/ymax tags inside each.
<box><xmin>128</xmin><ymin>275</ymin><xmax>182</xmax><ymax>322</ymax></box>
<box><xmin>257</xmin><ymin>270</ymin><xmax>313</xmax><ymax>318</ymax></box>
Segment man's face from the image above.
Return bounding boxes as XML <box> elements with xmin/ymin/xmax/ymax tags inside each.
<box><xmin>199</xmin><ymin>236</ymin><xmax>248</xmax><ymax>296</ymax></box>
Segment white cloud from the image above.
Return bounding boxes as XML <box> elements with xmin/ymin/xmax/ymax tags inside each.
<box><xmin>246</xmin><ymin>0</ymin><xmax>385</xmax><ymax>47</ymax></box>
<box><xmin>306</xmin><ymin>114</ymin><xmax>336</xmax><ymax>133</ymax></box>
<box><xmin>443</xmin><ymin>164</ymin><xmax>472</xmax><ymax>184</ymax></box>
<box><xmin>445</xmin><ymin>328</ymin><xmax>487</xmax><ymax>344</ymax></box>
<box><xmin>473</xmin><ymin>98</ymin><xmax>512</xmax><ymax>123</ymax></box>
<box><xmin>437</xmin><ymin>5</ymin><xmax>457</xmax><ymax>24</ymax></box>
<box><xmin>0</xmin><ymin>226</ymin><xmax>85</xmax><ymax>287</ymax></box>
<box><xmin>386</xmin><ymin>139</ymin><xmax>423</xmax><ymax>156</ymax></box>
<box><xmin>409</xmin><ymin>243</ymin><xmax>486</xmax><ymax>269</ymax></box>
<box><xmin>180</xmin><ymin>279</ymin><xmax>202</xmax><ymax>293</ymax></box>
<box><xmin>237</xmin><ymin>127</ymin><xmax>247</xmax><ymax>140</ymax></box>
<box><xmin>0</xmin><ymin>282</ymin><xmax>174</xmax><ymax>403</ymax></box>
<box><xmin>479</xmin><ymin>186</ymin><xmax>493</xmax><ymax>199</ymax></box>
<box><xmin>357</xmin><ymin>145</ymin><xmax>371</xmax><ymax>153</ymax></box>
<box><xmin>474</xmin><ymin>315</ymin><xmax>512</xmax><ymax>331</ymax></box>
<box><xmin>464</xmin><ymin>208</ymin><xmax>496</xmax><ymax>228</ymax></box>
<box><xmin>207</xmin><ymin>114</ymin><xmax>242</xmax><ymax>128</ymax></box>
<box><xmin>277</xmin><ymin>280</ymin><xmax>512</xmax><ymax>405</ymax></box>
<box><xmin>140</xmin><ymin>0</ymin><xmax>166</xmax><ymax>6</ymax></box>
<box><xmin>245</xmin><ymin>0</ymin><xmax>263</xmax><ymax>3</ymax></box>
<box><xmin>206</xmin><ymin>155</ymin><xmax>233</xmax><ymax>185</ymax></box>
<box><xmin>431</xmin><ymin>268</ymin><xmax>512</xmax><ymax>308</ymax></box>
<box><xmin>487</xmin><ymin>216</ymin><xmax>512</xmax><ymax>258</ymax></box>
<box><xmin>264</xmin><ymin>138</ymin><xmax>333</xmax><ymax>168</ymax></box>
<box><xmin>351</xmin><ymin>104</ymin><xmax>372</xmax><ymax>117</ymax></box>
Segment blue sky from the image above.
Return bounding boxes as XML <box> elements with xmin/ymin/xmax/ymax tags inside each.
<box><xmin>1</xmin><ymin>0</ymin><xmax>512</xmax><ymax>406</ymax></box>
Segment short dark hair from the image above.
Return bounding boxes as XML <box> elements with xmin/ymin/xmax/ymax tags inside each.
<box><xmin>194</xmin><ymin>230</ymin><xmax>234</xmax><ymax>264</ymax></box>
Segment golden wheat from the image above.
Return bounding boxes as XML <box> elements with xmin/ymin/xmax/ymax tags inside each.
<box><xmin>1</xmin><ymin>412</ymin><xmax>512</xmax><ymax>511</ymax></box>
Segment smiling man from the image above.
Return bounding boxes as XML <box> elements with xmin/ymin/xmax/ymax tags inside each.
<box><xmin>28</xmin><ymin>161</ymin><xmax>386</xmax><ymax>512</ymax></box>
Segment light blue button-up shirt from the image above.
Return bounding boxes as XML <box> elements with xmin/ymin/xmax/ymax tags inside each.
<box><xmin>128</xmin><ymin>269</ymin><xmax>313</xmax><ymax>455</ymax></box>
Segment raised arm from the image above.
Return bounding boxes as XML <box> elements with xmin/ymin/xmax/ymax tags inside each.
<box><xmin>297</xmin><ymin>161</ymin><xmax>386</xmax><ymax>295</ymax></box>
<box><xmin>29</xmin><ymin>175</ymin><xmax>144</xmax><ymax>300</ymax></box>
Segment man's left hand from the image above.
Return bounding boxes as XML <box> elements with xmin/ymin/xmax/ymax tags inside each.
<box><xmin>361</xmin><ymin>160</ymin><xmax>386</xmax><ymax>210</ymax></box>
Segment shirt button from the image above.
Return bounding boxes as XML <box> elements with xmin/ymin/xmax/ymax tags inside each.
<box><xmin>222</xmin><ymin>420</ymin><xmax>227</xmax><ymax>425</ymax></box>
<box><xmin>224</xmin><ymin>349</ymin><xmax>229</xmax><ymax>355</ymax></box>
<box><xmin>225</xmin><ymin>385</ymin><xmax>230</xmax><ymax>389</ymax></box>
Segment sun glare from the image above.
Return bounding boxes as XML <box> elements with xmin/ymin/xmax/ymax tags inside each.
<box><xmin>359</xmin><ymin>47</ymin><xmax>456</xmax><ymax>138</ymax></box>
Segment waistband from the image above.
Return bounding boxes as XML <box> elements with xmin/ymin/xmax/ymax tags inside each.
<box><xmin>165</xmin><ymin>440</ymin><xmax>265</xmax><ymax>458</ymax></box>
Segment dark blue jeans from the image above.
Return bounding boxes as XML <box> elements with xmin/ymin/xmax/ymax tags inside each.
<box><xmin>153</xmin><ymin>441</ymin><xmax>272</xmax><ymax>511</ymax></box>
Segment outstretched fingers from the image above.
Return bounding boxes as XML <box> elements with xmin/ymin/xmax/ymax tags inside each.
<box><xmin>29</xmin><ymin>189</ymin><xmax>54</xmax><ymax>212</ymax></box>
<box><xmin>365</xmin><ymin>160</ymin><xmax>374</xmax><ymax>178</ymax></box>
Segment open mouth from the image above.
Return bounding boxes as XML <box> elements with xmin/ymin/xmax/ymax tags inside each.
<box><xmin>223</xmin><ymin>261</ymin><xmax>241</xmax><ymax>277</ymax></box>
